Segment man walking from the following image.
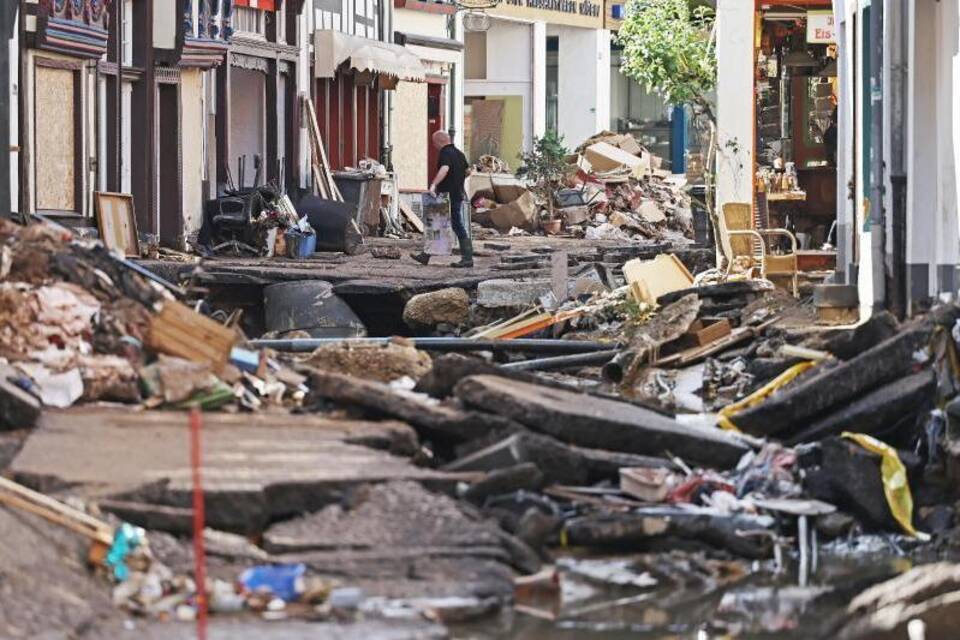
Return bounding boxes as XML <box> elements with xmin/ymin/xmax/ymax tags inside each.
<box><xmin>410</xmin><ymin>131</ymin><xmax>474</xmax><ymax>268</ymax></box>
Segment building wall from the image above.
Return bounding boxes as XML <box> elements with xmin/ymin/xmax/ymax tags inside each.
<box><xmin>549</xmin><ymin>25</ymin><xmax>610</xmax><ymax>147</ymax></box>
<box><xmin>393</xmin><ymin>8</ymin><xmax>461</xmax><ymax>190</ymax></box>
<box><xmin>181</xmin><ymin>69</ymin><xmax>205</xmax><ymax>238</ymax></box>
<box><xmin>464</xmin><ymin>18</ymin><xmax>535</xmax><ymax>166</ymax></box>
<box><xmin>715</xmin><ymin>0</ymin><xmax>754</xmax><ymax>212</ymax></box>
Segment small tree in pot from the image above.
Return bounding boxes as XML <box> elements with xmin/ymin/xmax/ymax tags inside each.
<box><xmin>517</xmin><ymin>131</ymin><xmax>570</xmax><ymax>227</ymax></box>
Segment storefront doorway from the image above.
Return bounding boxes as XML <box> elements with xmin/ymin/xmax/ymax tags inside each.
<box><xmin>754</xmin><ymin>1</ymin><xmax>838</xmax><ymax>258</ymax></box>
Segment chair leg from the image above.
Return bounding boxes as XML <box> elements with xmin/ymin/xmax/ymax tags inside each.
<box><xmin>792</xmin><ymin>272</ymin><xmax>799</xmax><ymax>298</ymax></box>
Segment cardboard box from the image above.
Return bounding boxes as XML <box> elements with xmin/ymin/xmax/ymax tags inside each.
<box><xmin>466</xmin><ymin>174</ymin><xmax>495</xmax><ymax>200</ymax></box>
<box><xmin>584</xmin><ymin>141</ymin><xmax>643</xmax><ymax>173</ymax></box>
<box><xmin>489</xmin><ymin>191</ymin><xmax>538</xmax><ymax>232</ymax></box>
<box><xmin>491</xmin><ymin>175</ymin><xmax>529</xmax><ymax>204</ymax></box>
<box><xmin>622</xmin><ymin>253</ymin><xmax>694</xmax><ymax>305</ymax></box>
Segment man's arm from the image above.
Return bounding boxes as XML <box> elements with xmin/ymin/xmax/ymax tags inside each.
<box><xmin>429</xmin><ymin>165</ymin><xmax>449</xmax><ymax>195</ymax></box>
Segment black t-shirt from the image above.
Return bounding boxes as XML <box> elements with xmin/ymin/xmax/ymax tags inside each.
<box><xmin>436</xmin><ymin>144</ymin><xmax>468</xmax><ymax>197</ymax></box>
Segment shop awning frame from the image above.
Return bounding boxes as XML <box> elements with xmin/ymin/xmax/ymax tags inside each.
<box><xmin>314</xmin><ymin>30</ymin><xmax>426</xmax><ymax>82</ymax></box>
<box><xmin>394</xmin><ymin>32</ymin><xmax>464</xmax><ymax>65</ymax></box>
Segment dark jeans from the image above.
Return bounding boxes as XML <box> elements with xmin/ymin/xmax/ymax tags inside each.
<box><xmin>448</xmin><ymin>194</ymin><xmax>473</xmax><ymax>262</ymax></box>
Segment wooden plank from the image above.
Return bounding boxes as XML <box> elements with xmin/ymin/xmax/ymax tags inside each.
<box><xmin>0</xmin><ymin>477</ymin><xmax>113</xmax><ymax>544</ymax></box>
<box><xmin>399</xmin><ymin>200</ymin><xmax>425</xmax><ymax>233</ymax></box>
<box><xmin>303</xmin><ymin>95</ymin><xmax>342</xmax><ymax>202</ymax></box>
<box><xmin>146</xmin><ymin>301</ymin><xmax>237</xmax><ymax>374</ymax></box>
<box><xmin>684</xmin><ymin>318</ymin><xmax>732</xmax><ymax>347</ymax></box>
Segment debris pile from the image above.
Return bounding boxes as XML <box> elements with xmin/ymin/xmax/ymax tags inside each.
<box><xmin>468</xmin><ymin>131</ymin><xmax>693</xmax><ymax>242</ymax></box>
<box><xmin>0</xmin><ymin>219</ymin><xmax>310</xmax><ymax>426</ymax></box>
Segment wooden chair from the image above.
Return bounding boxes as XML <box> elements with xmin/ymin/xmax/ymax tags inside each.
<box><xmin>718</xmin><ymin>202</ymin><xmax>799</xmax><ymax>297</ymax></box>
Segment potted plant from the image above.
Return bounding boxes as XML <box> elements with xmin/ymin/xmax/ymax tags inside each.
<box><xmin>517</xmin><ymin>131</ymin><xmax>570</xmax><ymax>235</ymax></box>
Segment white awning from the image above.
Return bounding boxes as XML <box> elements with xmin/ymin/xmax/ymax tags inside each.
<box><xmin>407</xmin><ymin>43</ymin><xmax>462</xmax><ymax>66</ymax></box>
<box><xmin>314</xmin><ymin>30</ymin><xmax>426</xmax><ymax>82</ymax></box>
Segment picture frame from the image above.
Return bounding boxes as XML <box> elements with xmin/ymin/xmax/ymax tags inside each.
<box><xmin>94</xmin><ymin>192</ymin><xmax>140</xmax><ymax>258</ymax></box>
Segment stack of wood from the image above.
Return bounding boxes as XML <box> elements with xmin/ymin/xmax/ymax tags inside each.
<box><xmin>303</xmin><ymin>95</ymin><xmax>343</xmax><ymax>202</ymax></box>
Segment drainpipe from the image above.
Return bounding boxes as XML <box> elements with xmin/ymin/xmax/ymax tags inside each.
<box><xmin>0</xmin><ymin>4</ymin><xmax>15</xmax><ymax>217</ymax></box>
<box><xmin>447</xmin><ymin>12</ymin><xmax>456</xmax><ymax>141</ymax></box>
<box><xmin>869</xmin><ymin>0</ymin><xmax>886</xmax><ymax>313</ymax></box>
<box><xmin>379</xmin><ymin>0</ymin><xmax>393</xmax><ymax>169</ymax></box>
<box><xmin>887</xmin><ymin>0</ymin><xmax>907</xmax><ymax>319</ymax></box>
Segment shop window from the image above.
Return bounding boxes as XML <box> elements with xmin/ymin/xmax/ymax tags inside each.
<box><xmin>465</xmin><ymin>32</ymin><xmax>487</xmax><ymax>80</ymax></box>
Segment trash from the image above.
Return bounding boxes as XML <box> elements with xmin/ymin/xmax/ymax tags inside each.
<box><xmin>239</xmin><ymin>564</ymin><xmax>307</xmax><ymax>603</ymax></box>
<box><xmin>146</xmin><ymin>300</ymin><xmax>238</xmax><ymax>374</ymax></box>
<box><xmin>842</xmin><ymin>432</ymin><xmax>925</xmax><ymax>538</ymax></box>
<box><xmin>619</xmin><ymin>467</ymin><xmax>683</xmax><ymax>502</ymax></box>
<box><xmin>623</xmin><ymin>254</ymin><xmax>695</xmax><ymax>305</ymax></box>
<box><xmin>106</xmin><ymin>522</ymin><xmax>146</xmax><ymax>582</ymax></box>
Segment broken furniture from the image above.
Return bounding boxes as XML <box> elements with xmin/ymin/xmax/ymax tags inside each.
<box><xmin>719</xmin><ymin>202</ymin><xmax>799</xmax><ymax>297</ymax></box>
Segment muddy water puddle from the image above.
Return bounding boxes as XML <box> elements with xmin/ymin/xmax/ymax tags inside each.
<box><xmin>456</xmin><ymin>541</ymin><xmax>927</xmax><ymax>639</ymax></box>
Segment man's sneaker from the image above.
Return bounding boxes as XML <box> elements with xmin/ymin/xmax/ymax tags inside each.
<box><xmin>450</xmin><ymin>259</ymin><xmax>474</xmax><ymax>269</ymax></box>
<box><xmin>409</xmin><ymin>252</ymin><xmax>431</xmax><ymax>265</ymax></box>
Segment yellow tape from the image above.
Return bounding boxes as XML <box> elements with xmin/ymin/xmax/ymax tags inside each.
<box><xmin>717</xmin><ymin>361</ymin><xmax>817</xmax><ymax>432</ymax></box>
<box><xmin>841</xmin><ymin>432</ymin><xmax>925</xmax><ymax>539</ymax></box>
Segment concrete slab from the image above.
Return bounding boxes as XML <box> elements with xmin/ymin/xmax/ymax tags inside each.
<box><xmin>10</xmin><ymin>408</ymin><xmax>461</xmax><ymax>532</ymax></box>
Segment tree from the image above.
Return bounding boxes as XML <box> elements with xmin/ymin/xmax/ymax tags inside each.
<box><xmin>616</xmin><ymin>0</ymin><xmax>719</xmax><ymax>213</ymax></box>
<box><xmin>516</xmin><ymin>131</ymin><xmax>569</xmax><ymax>220</ymax></box>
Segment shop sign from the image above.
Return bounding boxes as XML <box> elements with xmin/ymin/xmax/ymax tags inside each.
<box><xmin>807</xmin><ymin>10</ymin><xmax>835</xmax><ymax>44</ymax></box>
<box><xmin>491</xmin><ymin>0</ymin><xmax>603</xmax><ymax>29</ymax></box>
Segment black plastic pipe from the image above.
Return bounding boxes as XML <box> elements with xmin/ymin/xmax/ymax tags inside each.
<box><xmin>251</xmin><ymin>337</ymin><xmax>618</xmax><ymax>354</ymax></box>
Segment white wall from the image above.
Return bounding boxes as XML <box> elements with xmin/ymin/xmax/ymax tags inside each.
<box><xmin>464</xmin><ymin>18</ymin><xmax>536</xmax><ymax>150</ymax></box>
<box><xmin>181</xmin><ymin>69</ymin><xmax>205</xmax><ymax>239</ymax></box>
<box><xmin>907</xmin><ymin>0</ymin><xmax>938</xmax><ymax>299</ymax></box>
<box><xmin>935</xmin><ymin>0</ymin><xmax>959</xmax><ymax>293</ymax></box>
<box><xmin>9</xmin><ymin>18</ymin><xmax>17</xmax><ymax>213</ymax></box>
<box><xmin>715</xmin><ymin>0</ymin><xmax>754</xmax><ymax>212</ymax></box>
<box><xmin>551</xmin><ymin>26</ymin><xmax>609</xmax><ymax>147</ymax></box>
<box><xmin>394</xmin><ymin>8</ymin><xmax>448</xmax><ymax>38</ymax></box>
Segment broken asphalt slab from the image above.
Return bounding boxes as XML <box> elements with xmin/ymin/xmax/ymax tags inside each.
<box><xmin>454</xmin><ymin>375</ymin><xmax>750</xmax><ymax>469</ymax></box>
<box><xmin>9</xmin><ymin>408</ymin><xmax>466</xmax><ymax>533</ymax></box>
<box><xmin>731</xmin><ymin>322</ymin><xmax>937</xmax><ymax>437</ymax></box>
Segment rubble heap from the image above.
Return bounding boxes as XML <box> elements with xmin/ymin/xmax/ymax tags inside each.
<box><xmin>469</xmin><ymin>131</ymin><xmax>693</xmax><ymax>243</ymax></box>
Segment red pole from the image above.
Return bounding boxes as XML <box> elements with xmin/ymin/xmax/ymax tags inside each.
<box><xmin>190</xmin><ymin>408</ymin><xmax>208</xmax><ymax>639</ymax></box>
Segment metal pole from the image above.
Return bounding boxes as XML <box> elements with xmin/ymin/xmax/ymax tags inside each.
<box><xmin>0</xmin><ymin>4</ymin><xmax>16</xmax><ymax>218</ymax></box>
<box><xmin>500</xmin><ymin>349</ymin><xmax>619</xmax><ymax>372</ymax></box>
<box><xmin>111</xmin><ymin>0</ymin><xmax>124</xmax><ymax>192</ymax></box>
<box><xmin>250</xmin><ymin>337</ymin><xmax>618</xmax><ymax>354</ymax></box>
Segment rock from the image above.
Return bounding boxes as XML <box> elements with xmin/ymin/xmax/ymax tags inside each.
<box><xmin>309</xmin><ymin>369</ymin><xmax>519</xmax><ymax>445</ymax></box>
<box><xmin>803</xmin><ymin>437</ymin><xmax>900</xmax><ymax>532</ymax></box>
<box><xmin>307</xmin><ymin>339</ymin><xmax>433</xmax><ymax>383</ymax></box>
<box><xmin>444</xmin><ymin>430</ymin><xmax>678</xmax><ymax>486</ymax></box>
<box><xmin>463</xmin><ymin>463</ymin><xmax>544</xmax><ymax>506</ymax></box>
<box><xmin>403</xmin><ymin>288</ymin><xmax>470</xmax><ymax>329</ymax></box>
<box><xmin>811</xmin><ymin>310</ymin><xmax>899</xmax><ymax>360</ymax></box>
<box><xmin>837</xmin><ymin>563</ymin><xmax>960</xmax><ymax>640</ymax></box>
<box><xmin>454</xmin><ymin>375</ymin><xmax>749</xmax><ymax>469</ymax></box>
<box><xmin>476</xmin><ymin>278</ymin><xmax>551</xmax><ymax>309</ymax></box>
